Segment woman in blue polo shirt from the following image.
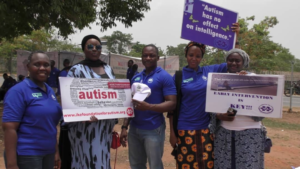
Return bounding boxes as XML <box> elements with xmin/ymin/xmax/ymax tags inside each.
<box><xmin>2</xmin><ymin>51</ymin><xmax>62</xmax><ymax>169</ymax></box>
<box><xmin>169</xmin><ymin>42</ymin><xmax>227</xmax><ymax>169</ymax></box>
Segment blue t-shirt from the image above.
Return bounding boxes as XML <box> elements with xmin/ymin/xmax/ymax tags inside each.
<box><xmin>47</xmin><ymin>67</ymin><xmax>60</xmax><ymax>88</ymax></box>
<box><xmin>2</xmin><ymin>78</ymin><xmax>62</xmax><ymax>155</ymax></box>
<box><xmin>177</xmin><ymin>63</ymin><xmax>227</xmax><ymax>130</ymax></box>
<box><xmin>127</xmin><ymin>68</ymin><xmax>135</xmax><ymax>82</ymax></box>
<box><xmin>56</xmin><ymin>70</ymin><xmax>68</xmax><ymax>96</ymax></box>
<box><xmin>130</xmin><ymin>67</ymin><xmax>177</xmax><ymax>130</ymax></box>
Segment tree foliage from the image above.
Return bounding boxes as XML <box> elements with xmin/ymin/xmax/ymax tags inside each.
<box><xmin>103</xmin><ymin>31</ymin><xmax>133</xmax><ymax>54</ymax></box>
<box><xmin>0</xmin><ymin>0</ymin><xmax>151</xmax><ymax>40</ymax></box>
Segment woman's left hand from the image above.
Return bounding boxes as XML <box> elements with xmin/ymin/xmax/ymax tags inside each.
<box><xmin>54</xmin><ymin>151</ymin><xmax>61</xmax><ymax>169</ymax></box>
<box><xmin>237</xmin><ymin>70</ymin><xmax>248</xmax><ymax>75</ymax></box>
<box><xmin>90</xmin><ymin>115</ymin><xmax>98</xmax><ymax>122</ymax></box>
<box><xmin>231</xmin><ymin>22</ymin><xmax>240</xmax><ymax>35</ymax></box>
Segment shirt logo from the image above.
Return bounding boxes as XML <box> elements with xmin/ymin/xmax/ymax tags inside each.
<box><xmin>202</xmin><ymin>76</ymin><xmax>207</xmax><ymax>81</ymax></box>
<box><xmin>183</xmin><ymin>77</ymin><xmax>193</xmax><ymax>83</ymax></box>
<box><xmin>52</xmin><ymin>94</ymin><xmax>56</xmax><ymax>100</ymax></box>
<box><xmin>32</xmin><ymin>93</ymin><xmax>42</xmax><ymax>98</ymax></box>
<box><xmin>135</xmin><ymin>77</ymin><xmax>141</xmax><ymax>81</ymax></box>
<box><xmin>148</xmin><ymin>78</ymin><xmax>153</xmax><ymax>83</ymax></box>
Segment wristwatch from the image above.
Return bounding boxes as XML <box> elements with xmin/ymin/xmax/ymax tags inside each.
<box><xmin>121</xmin><ymin>125</ymin><xmax>128</xmax><ymax>130</ymax></box>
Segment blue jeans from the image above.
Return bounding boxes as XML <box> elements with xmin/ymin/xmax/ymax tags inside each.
<box><xmin>128</xmin><ymin>123</ymin><xmax>165</xmax><ymax>169</ymax></box>
<box><xmin>4</xmin><ymin>150</ymin><xmax>55</xmax><ymax>169</ymax></box>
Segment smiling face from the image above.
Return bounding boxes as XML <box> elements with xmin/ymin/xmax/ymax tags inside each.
<box><xmin>142</xmin><ymin>46</ymin><xmax>159</xmax><ymax>70</ymax></box>
<box><xmin>84</xmin><ymin>38</ymin><xmax>101</xmax><ymax>61</ymax></box>
<box><xmin>226</xmin><ymin>53</ymin><xmax>244</xmax><ymax>73</ymax></box>
<box><xmin>27</xmin><ymin>53</ymin><xmax>51</xmax><ymax>83</ymax></box>
<box><xmin>186</xmin><ymin>46</ymin><xmax>202</xmax><ymax>71</ymax></box>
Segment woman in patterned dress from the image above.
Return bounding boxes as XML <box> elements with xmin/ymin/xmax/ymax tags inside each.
<box><xmin>67</xmin><ymin>35</ymin><xmax>116</xmax><ymax>169</ymax></box>
<box><xmin>211</xmin><ymin>49</ymin><xmax>265</xmax><ymax>169</ymax></box>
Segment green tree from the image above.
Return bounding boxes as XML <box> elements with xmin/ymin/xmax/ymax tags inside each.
<box><xmin>103</xmin><ymin>31</ymin><xmax>133</xmax><ymax>54</ymax></box>
<box><xmin>166</xmin><ymin>44</ymin><xmax>186</xmax><ymax>69</ymax></box>
<box><xmin>0</xmin><ymin>0</ymin><xmax>151</xmax><ymax>40</ymax></box>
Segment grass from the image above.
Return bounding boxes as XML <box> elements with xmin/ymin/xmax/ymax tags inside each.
<box><xmin>263</xmin><ymin>118</ymin><xmax>300</xmax><ymax>130</ymax></box>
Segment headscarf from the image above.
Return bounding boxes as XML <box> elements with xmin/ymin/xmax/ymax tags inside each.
<box><xmin>224</xmin><ymin>49</ymin><xmax>250</xmax><ymax>68</ymax></box>
<box><xmin>78</xmin><ymin>34</ymin><xmax>106</xmax><ymax>67</ymax></box>
<box><xmin>184</xmin><ymin>41</ymin><xmax>206</xmax><ymax>57</ymax></box>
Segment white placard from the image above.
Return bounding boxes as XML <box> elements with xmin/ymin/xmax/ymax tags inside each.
<box><xmin>59</xmin><ymin>77</ymin><xmax>134</xmax><ymax>122</ymax></box>
<box><xmin>205</xmin><ymin>73</ymin><xmax>284</xmax><ymax>118</ymax></box>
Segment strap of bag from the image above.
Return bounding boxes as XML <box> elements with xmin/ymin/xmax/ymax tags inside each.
<box><xmin>173</xmin><ymin>70</ymin><xmax>182</xmax><ymax>137</ymax></box>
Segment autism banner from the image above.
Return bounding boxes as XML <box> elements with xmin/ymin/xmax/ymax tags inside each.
<box><xmin>181</xmin><ymin>0</ymin><xmax>238</xmax><ymax>50</ymax></box>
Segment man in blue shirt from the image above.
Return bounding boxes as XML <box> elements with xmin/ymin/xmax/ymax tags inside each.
<box><xmin>47</xmin><ymin>60</ymin><xmax>60</xmax><ymax>93</ymax></box>
<box><xmin>120</xmin><ymin>44</ymin><xmax>177</xmax><ymax>169</ymax></box>
<box><xmin>126</xmin><ymin>60</ymin><xmax>135</xmax><ymax>82</ymax></box>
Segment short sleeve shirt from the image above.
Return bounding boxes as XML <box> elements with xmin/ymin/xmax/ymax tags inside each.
<box><xmin>2</xmin><ymin>78</ymin><xmax>62</xmax><ymax>155</ymax></box>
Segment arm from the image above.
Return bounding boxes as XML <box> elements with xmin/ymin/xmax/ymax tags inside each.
<box><xmin>168</xmin><ymin>115</ymin><xmax>177</xmax><ymax>148</ymax></box>
<box><xmin>120</xmin><ymin>118</ymin><xmax>131</xmax><ymax>147</ymax></box>
<box><xmin>231</xmin><ymin>22</ymin><xmax>240</xmax><ymax>48</ymax></box>
<box><xmin>2</xmin><ymin>122</ymin><xmax>19</xmax><ymax>169</ymax></box>
<box><xmin>132</xmin><ymin>95</ymin><xmax>177</xmax><ymax>113</ymax></box>
<box><xmin>54</xmin><ymin>142</ymin><xmax>61</xmax><ymax>169</ymax></box>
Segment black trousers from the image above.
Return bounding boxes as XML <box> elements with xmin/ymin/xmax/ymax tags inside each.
<box><xmin>59</xmin><ymin>127</ymin><xmax>72</xmax><ymax>169</ymax></box>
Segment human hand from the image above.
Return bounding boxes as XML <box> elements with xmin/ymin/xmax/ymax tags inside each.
<box><xmin>237</xmin><ymin>70</ymin><xmax>247</xmax><ymax>75</ymax></box>
<box><xmin>132</xmin><ymin>100</ymin><xmax>151</xmax><ymax>111</ymax></box>
<box><xmin>54</xmin><ymin>151</ymin><xmax>61</xmax><ymax>169</ymax></box>
<box><xmin>216</xmin><ymin>112</ymin><xmax>235</xmax><ymax>121</ymax></box>
<box><xmin>231</xmin><ymin>22</ymin><xmax>240</xmax><ymax>35</ymax></box>
<box><xmin>169</xmin><ymin>131</ymin><xmax>178</xmax><ymax>148</ymax></box>
<box><xmin>7</xmin><ymin>165</ymin><xmax>19</xmax><ymax>169</ymax></box>
<box><xmin>120</xmin><ymin>129</ymin><xmax>128</xmax><ymax>147</ymax></box>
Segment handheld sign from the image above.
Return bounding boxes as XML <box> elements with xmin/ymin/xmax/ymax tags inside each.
<box><xmin>205</xmin><ymin>73</ymin><xmax>284</xmax><ymax>118</ymax></box>
<box><xmin>181</xmin><ymin>0</ymin><xmax>238</xmax><ymax>50</ymax></box>
<box><xmin>59</xmin><ymin>77</ymin><xmax>134</xmax><ymax>122</ymax></box>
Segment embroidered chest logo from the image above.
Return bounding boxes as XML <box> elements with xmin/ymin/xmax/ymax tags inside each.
<box><xmin>32</xmin><ymin>93</ymin><xmax>43</xmax><ymax>98</ymax></box>
<box><xmin>135</xmin><ymin>77</ymin><xmax>141</xmax><ymax>82</ymax></box>
<box><xmin>183</xmin><ymin>77</ymin><xmax>193</xmax><ymax>83</ymax></box>
<box><xmin>148</xmin><ymin>78</ymin><xmax>153</xmax><ymax>83</ymax></box>
<box><xmin>202</xmin><ymin>76</ymin><xmax>207</xmax><ymax>81</ymax></box>
<box><xmin>52</xmin><ymin>94</ymin><xmax>56</xmax><ymax>100</ymax></box>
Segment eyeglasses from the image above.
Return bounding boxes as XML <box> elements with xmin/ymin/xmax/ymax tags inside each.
<box><xmin>87</xmin><ymin>44</ymin><xmax>102</xmax><ymax>51</ymax></box>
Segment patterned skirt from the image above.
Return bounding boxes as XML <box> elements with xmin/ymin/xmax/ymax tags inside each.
<box><xmin>176</xmin><ymin>129</ymin><xmax>214</xmax><ymax>169</ymax></box>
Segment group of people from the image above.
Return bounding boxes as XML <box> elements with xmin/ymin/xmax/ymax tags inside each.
<box><xmin>0</xmin><ymin>73</ymin><xmax>25</xmax><ymax>102</ymax></box>
<box><xmin>2</xmin><ymin>22</ymin><xmax>265</xmax><ymax>169</ymax></box>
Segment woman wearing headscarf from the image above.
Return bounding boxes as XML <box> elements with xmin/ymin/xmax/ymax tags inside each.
<box><xmin>67</xmin><ymin>35</ymin><xmax>115</xmax><ymax>169</ymax></box>
<box><xmin>2</xmin><ymin>51</ymin><xmax>62</xmax><ymax>169</ymax></box>
<box><xmin>211</xmin><ymin>49</ymin><xmax>264</xmax><ymax>169</ymax></box>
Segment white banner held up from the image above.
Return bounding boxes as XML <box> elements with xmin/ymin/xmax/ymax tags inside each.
<box><xmin>59</xmin><ymin>77</ymin><xmax>134</xmax><ymax>122</ymax></box>
<box><xmin>205</xmin><ymin>73</ymin><xmax>284</xmax><ymax>118</ymax></box>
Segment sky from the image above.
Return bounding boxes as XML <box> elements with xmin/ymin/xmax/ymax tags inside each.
<box><xmin>69</xmin><ymin>0</ymin><xmax>300</xmax><ymax>58</ymax></box>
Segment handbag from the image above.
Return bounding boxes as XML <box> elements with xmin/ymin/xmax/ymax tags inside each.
<box><xmin>111</xmin><ymin>131</ymin><xmax>121</xmax><ymax>169</ymax></box>
<box><xmin>262</xmin><ymin>125</ymin><xmax>272</xmax><ymax>153</ymax></box>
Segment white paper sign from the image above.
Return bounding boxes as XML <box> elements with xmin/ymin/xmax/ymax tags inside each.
<box><xmin>59</xmin><ymin>77</ymin><xmax>134</xmax><ymax>122</ymax></box>
<box><xmin>205</xmin><ymin>73</ymin><xmax>284</xmax><ymax>118</ymax></box>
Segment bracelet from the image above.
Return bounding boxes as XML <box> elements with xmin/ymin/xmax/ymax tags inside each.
<box><xmin>121</xmin><ymin>125</ymin><xmax>128</xmax><ymax>130</ymax></box>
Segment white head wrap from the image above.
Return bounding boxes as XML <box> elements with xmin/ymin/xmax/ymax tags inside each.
<box><xmin>224</xmin><ymin>49</ymin><xmax>250</xmax><ymax>68</ymax></box>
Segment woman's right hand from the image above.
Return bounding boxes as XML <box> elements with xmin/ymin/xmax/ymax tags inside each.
<box><xmin>169</xmin><ymin>130</ymin><xmax>178</xmax><ymax>148</ymax></box>
<box><xmin>7</xmin><ymin>164</ymin><xmax>19</xmax><ymax>169</ymax></box>
<box><xmin>216</xmin><ymin>112</ymin><xmax>235</xmax><ymax>121</ymax></box>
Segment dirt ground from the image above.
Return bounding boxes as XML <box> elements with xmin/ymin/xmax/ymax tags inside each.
<box><xmin>0</xmin><ymin>105</ymin><xmax>299</xmax><ymax>169</ymax></box>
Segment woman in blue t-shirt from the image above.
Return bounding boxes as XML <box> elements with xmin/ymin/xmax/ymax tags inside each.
<box><xmin>2</xmin><ymin>51</ymin><xmax>62</xmax><ymax>169</ymax></box>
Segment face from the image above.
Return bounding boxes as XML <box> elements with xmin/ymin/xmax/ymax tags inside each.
<box><xmin>3</xmin><ymin>75</ymin><xmax>8</xmax><ymax>80</ymax></box>
<box><xmin>27</xmin><ymin>53</ymin><xmax>51</xmax><ymax>83</ymax></box>
<box><xmin>142</xmin><ymin>46</ymin><xmax>159</xmax><ymax>69</ymax></box>
<box><xmin>84</xmin><ymin>38</ymin><xmax>101</xmax><ymax>61</ymax></box>
<box><xmin>128</xmin><ymin>61</ymin><xmax>133</xmax><ymax>68</ymax></box>
<box><xmin>186</xmin><ymin>46</ymin><xmax>202</xmax><ymax>70</ymax></box>
<box><xmin>226</xmin><ymin>53</ymin><xmax>244</xmax><ymax>73</ymax></box>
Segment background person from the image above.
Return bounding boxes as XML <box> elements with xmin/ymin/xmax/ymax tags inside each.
<box><xmin>211</xmin><ymin>49</ymin><xmax>265</xmax><ymax>169</ymax></box>
<box><xmin>120</xmin><ymin>44</ymin><xmax>177</xmax><ymax>169</ymax></box>
<box><xmin>132</xmin><ymin>64</ymin><xmax>139</xmax><ymax>75</ymax></box>
<box><xmin>67</xmin><ymin>34</ymin><xmax>116</xmax><ymax>169</ymax></box>
<box><xmin>127</xmin><ymin>60</ymin><xmax>135</xmax><ymax>82</ymax></box>
<box><xmin>47</xmin><ymin>60</ymin><xmax>60</xmax><ymax>93</ymax></box>
<box><xmin>2</xmin><ymin>51</ymin><xmax>62</xmax><ymax>169</ymax></box>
